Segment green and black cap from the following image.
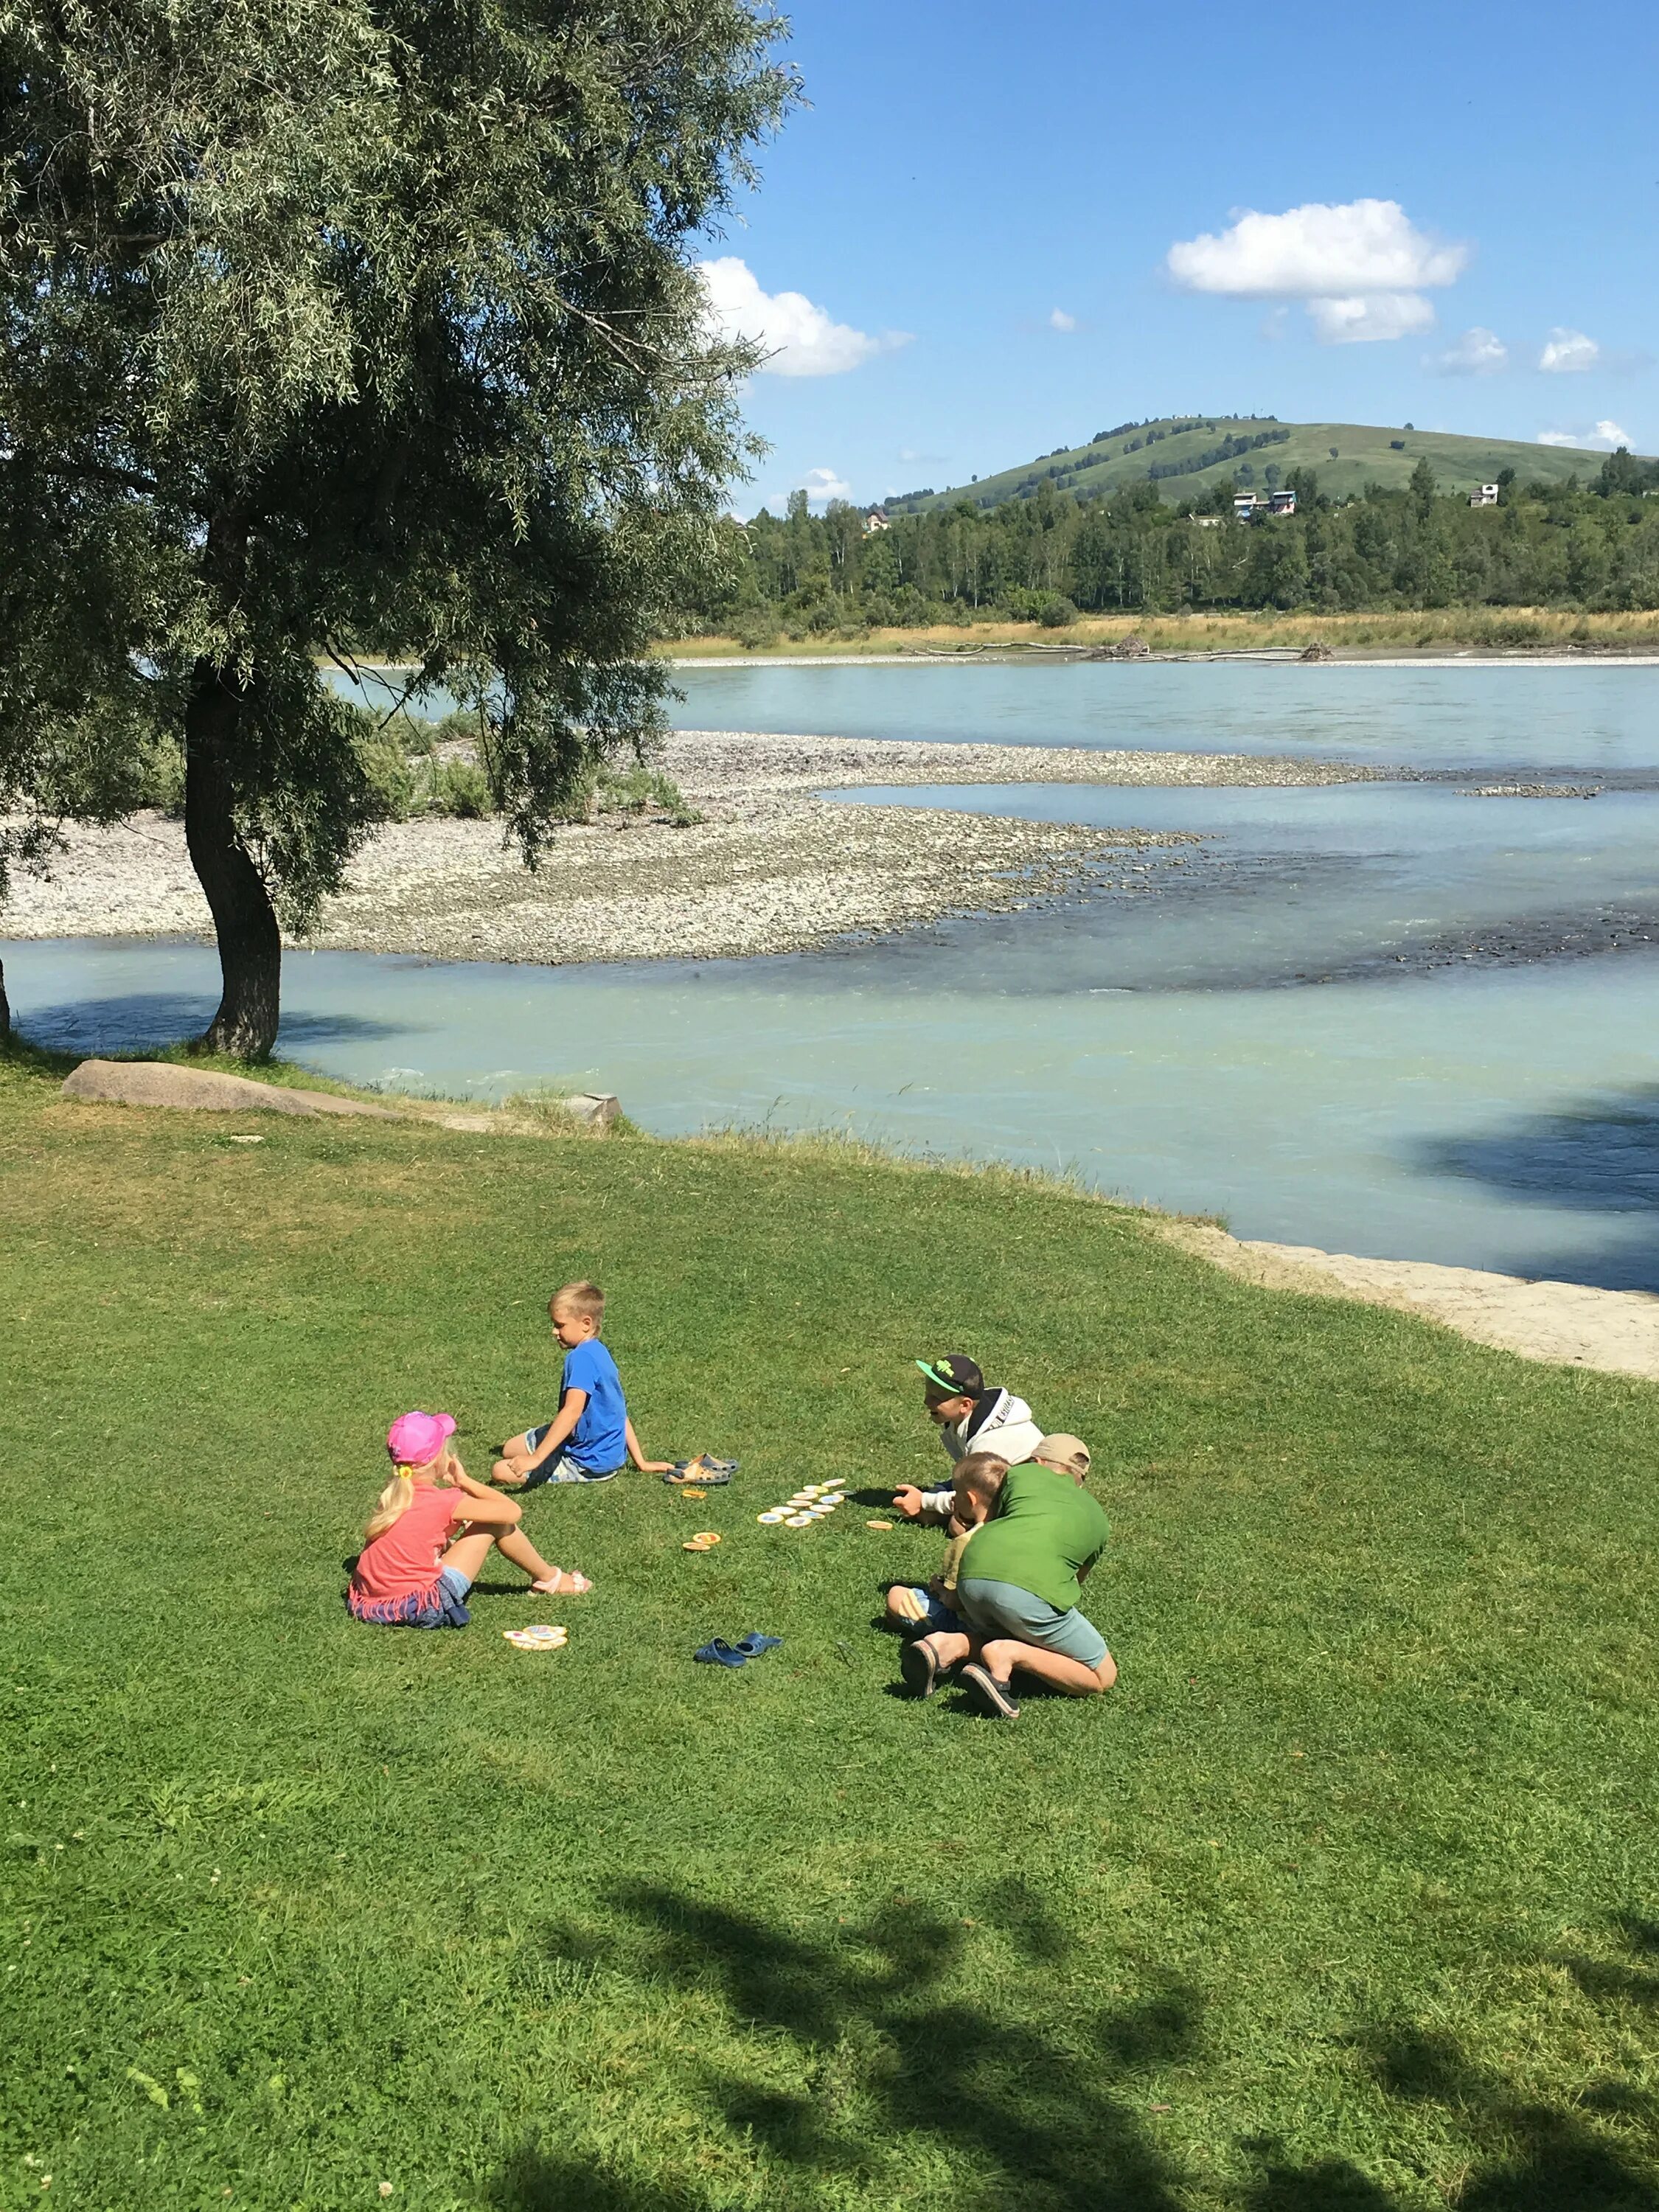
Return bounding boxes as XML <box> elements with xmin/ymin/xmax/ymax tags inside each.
<box><xmin>915</xmin><ymin>1354</ymin><xmax>984</xmax><ymax>1399</ymax></box>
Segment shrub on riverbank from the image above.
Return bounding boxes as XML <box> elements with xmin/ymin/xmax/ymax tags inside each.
<box><xmin>4</xmin><ymin>1054</ymin><xmax>1657</xmax><ymax>2208</ymax></box>
<box><xmin>346</xmin><ymin>709</ymin><xmax>700</xmax><ymax>828</ymax></box>
<box><xmin>669</xmin><ymin>603</ymin><xmax>1659</xmax><ymax>658</ymax></box>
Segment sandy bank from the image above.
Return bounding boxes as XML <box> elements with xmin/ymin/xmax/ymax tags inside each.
<box><xmin>5</xmin><ymin>728</ymin><xmax>1379</xmax><ymax>967</ymax></box>
<box><xmin>1160</xmin><ymin>1220</ymin><xmax>1659</xmax><ymax>1383</ymax></box>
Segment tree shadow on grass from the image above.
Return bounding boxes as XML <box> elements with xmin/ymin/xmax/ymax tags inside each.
<box><xmin>1354</xmin><ymin>2014</ymin><xmax>1659</xmax><ymax>2212</ymax></box>
<box><xmin>489</xmin><ymin>1880</ymin><xmax>1197</xmax><ymax>2212</ymax></box>
<box><xmin>1317</xmin><ymin>1911</ymin><xmax>1659</xmax><ymax>2212</ymax></box>
<box><xmin>1244</xmin><ymin>2149</ymin><xmax>1402</xmax><ymax>2211</ymax></box>
<box><xmin>1248</xmin><ymin>1910</ymin><xmax>1659</xmax><ymax>2212</ymax></box>
<box><xmin>487</xmin><ymin>1898</ymin><xmax>1659</xmax><ymax>2212</ymax></box>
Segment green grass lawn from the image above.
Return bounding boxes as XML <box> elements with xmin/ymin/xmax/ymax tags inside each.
<box><xmin>3</xmin><ymin>1052</ymin><xmax>1658</xmax><ymax>2212</ymax></box>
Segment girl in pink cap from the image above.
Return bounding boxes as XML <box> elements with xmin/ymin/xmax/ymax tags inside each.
<box><xmin>349</xmin><ymin>1409</ymin><xmax>593</xmax><ymax>1628</ymax></box>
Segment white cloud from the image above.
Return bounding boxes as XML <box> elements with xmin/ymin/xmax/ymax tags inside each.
<box><xmin>1048</xmin><ymin>307</ymin><xmax>1078</xmax><ymax>333</ymax></box>
<box><xmin>1429</xmin><ymin>325</ymin><xmax>1509</xmax><ymax>375</ymax></box>
<box><xmin>1538</xmin><ymin>326</ymin><xmax>1599</xmax><ymax>374</ymax></box>
<box><xmin>798</xmin><ymin>466</ymin><xmax>853</xmax><ymax>506</ymax></box>
<box><xmin>1166</xmin><ymin>198</ymin><xmax>1466</xmax><ymax>297</ymax></box>
<box><xmin>1537</xmin><ymin>420</ymin><xmax>1632</xmax><ymax>451</ymax></box>
<box><xmin>1167</xmin><ymin>198</ymin><xmax>1464</xmax><ymax>347</ymax></box>
<box><xmin>698</xmin><ymin>257</ymin><xmax>909</xmax><ymax>377</ymax></box>
<box><xmin>1307</xmin><ymin>291</ymin><xmax>1437</xmax><ymax>345</ymax></box>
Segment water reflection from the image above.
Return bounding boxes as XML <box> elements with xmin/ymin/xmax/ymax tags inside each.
<box><xmin>18</xmin><ymin>984</ymin><xmax>416</xmax><ymax>1057</ymax></box>
<box><xmin>1414</xmin><ymin>1089</ymin><xmax>1659</xmax><ymax>1289</ymax></box>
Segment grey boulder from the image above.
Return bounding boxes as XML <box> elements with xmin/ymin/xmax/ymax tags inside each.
<box><xmin>59</xmin><ymin>1059</ymin><xmax>400</xmax><ymax>1119</ymax></box>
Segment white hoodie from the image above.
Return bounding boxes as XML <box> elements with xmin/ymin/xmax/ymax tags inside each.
<box><xmin>915</xmin><ymin>1388</ymin><xmax>1044</xmax><ymax>1523</ymax></box>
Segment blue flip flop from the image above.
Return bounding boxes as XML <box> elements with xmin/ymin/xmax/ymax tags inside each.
<box><xmin>694</xmin><ymin>1638</ymin><xmax>747</xmax><ymax>1667</ymax></box>
<box><xmin>733</xmin><ymin>1632</ymin><xmax>782</xmax><ymax>1658</ymax></box>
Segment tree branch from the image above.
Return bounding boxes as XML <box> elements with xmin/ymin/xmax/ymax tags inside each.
<box><xmin>40</xmin><ymin>456</ymin><xmax>164</xmax><ymax>498</ymax></box>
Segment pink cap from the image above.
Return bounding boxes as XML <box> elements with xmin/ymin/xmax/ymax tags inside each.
<box><xmin>386</xmin><ymin>1409</ymin><xmax>457</xmax><ymax>1467</ymax></box>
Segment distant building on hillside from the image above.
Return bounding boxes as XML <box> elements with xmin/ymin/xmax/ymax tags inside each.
<box><xmin>1233</xmin><ymin>492</ymin><xmax>1259</xmax><ymax>521</ymax></box>
<box><xmin>1469</xmin><ymin>483</ymin><xmax>1500</xmax><ymax>507</ymax></box>
<box><xmin>1234</xmin><ymin>489</ymin><xmax>1296</xmax><ymax>521</ymax></box>
<box><xmin>863</xmin><ymin>507</ymin><xmax>890</xmax><ymax>533</ymax></box>
<box><xmin>1267</xmin><ymin>488</ymin><xmax>1296</xmax><ymax>516</ymax></box>
<box><xmin>1191</xmin><ymin>513</ymin><xmax>1223</xmax><ymax>529</ymax></box>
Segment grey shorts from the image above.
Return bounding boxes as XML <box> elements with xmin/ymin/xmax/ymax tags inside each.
<box><xmin>956</xmin><ymin>1577</ymin><xmax>1108</xmax><ymax>1669</ymax></box>
<box><xmin>521</xmin><ymin>1428</ymin><xmax>624</xmax><ymax>1489</ymax></box>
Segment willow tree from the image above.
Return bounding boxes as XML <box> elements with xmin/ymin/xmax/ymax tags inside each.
<box><xmin>0</xmin><ymin>1</ymin><xmax>790</xmax><ymax>1052</ymax></box>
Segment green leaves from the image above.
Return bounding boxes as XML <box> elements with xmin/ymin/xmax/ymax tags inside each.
<box><xmin>0</xmin><ymin>0</ymin><xmax>796</xmax><ymax>1043</ymax></box>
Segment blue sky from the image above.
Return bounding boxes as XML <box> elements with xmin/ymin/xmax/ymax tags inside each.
<box><xmin>704</xmin><ymin>0</ymin><xmax>1659</xmax><ymax>512</ymax></box>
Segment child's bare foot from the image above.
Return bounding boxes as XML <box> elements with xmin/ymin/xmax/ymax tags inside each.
<box><xmin>531</xmin><ymin>1569</ymin><xmax>593</xmax><ymax>1596</ymax></box>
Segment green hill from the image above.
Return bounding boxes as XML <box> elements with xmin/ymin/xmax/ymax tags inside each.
<box><xmin>891</xmin><ymin>414</ymin><xmax>1637</xmax><ymax>513</ymax></box>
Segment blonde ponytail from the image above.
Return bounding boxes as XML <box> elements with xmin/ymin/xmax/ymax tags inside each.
<box><xmin>364</xmin><ymin>1444</ymin><xmax>459</xmax><ymax>1542</ymax></box>
<box><xmin>364</xmin><ymin>1467</ymin><xmax>417</xmax><ymax>1543</ymax></box>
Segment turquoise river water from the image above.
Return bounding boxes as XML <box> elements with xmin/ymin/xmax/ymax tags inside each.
<box><xmin>12</xmin><ymin>661</ymin><xmax>1659</xmax><ymax>1290</ymax></box>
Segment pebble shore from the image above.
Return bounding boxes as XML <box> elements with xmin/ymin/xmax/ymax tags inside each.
<box><xmin>6</xmin><ymin>728</ymin><xmax>1382</xmax><ymax>966</ymax></box>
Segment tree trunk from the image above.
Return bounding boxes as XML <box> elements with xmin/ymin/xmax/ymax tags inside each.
<box><xmin>183</xmin><ymin>660</ymin><xmax>282</xmax><ymax>1059</ymax></box>
<box><xmin>0</xmin><ymin>953</ymin><xmax>10</xmax><ymax>1043</ymax></box>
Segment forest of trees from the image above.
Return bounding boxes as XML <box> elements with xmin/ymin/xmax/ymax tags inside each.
<box><xmin>678</xmin><ymin>450</ymin><xmax>1659</xmax><ymax>643</ymax></box>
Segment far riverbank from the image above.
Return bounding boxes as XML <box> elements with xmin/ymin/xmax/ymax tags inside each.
<box><xmin>663</xmin><ymin>604</ymin><xmax>1659</xmax><ymax>663</ymax></box>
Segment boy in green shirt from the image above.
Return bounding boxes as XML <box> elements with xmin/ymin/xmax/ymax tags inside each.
<box><xmin>900</xmin><ymin>1459</ymin><xmax>1116</xmax><ymax>1719</ymax></box>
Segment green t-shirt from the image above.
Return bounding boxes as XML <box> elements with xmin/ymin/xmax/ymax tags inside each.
<box><xmin>961</xmin><ymin>1462</ymin><xmax>1110</xmax><ymax>1614</ymax></box>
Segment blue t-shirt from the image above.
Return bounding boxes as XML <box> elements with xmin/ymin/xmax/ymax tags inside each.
<box><xmin>563</xmin><ymin>1338</ymin><xmax>627</xmax><ymax>1470</ymax></box>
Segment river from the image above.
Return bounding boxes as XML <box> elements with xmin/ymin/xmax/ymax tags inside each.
<box><xmin>12</xmin><ymin>661</ymin><xmax>1659</xmax><ymax>1290</ymax></box>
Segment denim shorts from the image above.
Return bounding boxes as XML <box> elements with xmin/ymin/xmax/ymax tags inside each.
<box><xmin>896</xmin><ymin>1585</ymin><xmax>963</xmax><ymax>1636</ymax></box>
<box><xmin>521</xmin><ymin>1427</ymin><xmax>625</xmax><ymax>1489</ymax></box>
<box><xmin>956</xmin><ymin>1577</ymin><xmax>1107</xmax><ymax>1668</ymax></box>
<box><xmin>351</xmin><ymin>1562</ymin><xmax>472</xmax><ymax>1630</ymax></box>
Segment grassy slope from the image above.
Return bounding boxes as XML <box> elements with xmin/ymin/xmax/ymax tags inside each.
<box><xmin>897</xmin><ymin>416</ymin><xmax>1624</xmax><ymax>513</ymax></box>
<box><xmin>3</xmin><ymin>1056</ymin><xmax>1658</xmax><ymax>2212</ymax></box>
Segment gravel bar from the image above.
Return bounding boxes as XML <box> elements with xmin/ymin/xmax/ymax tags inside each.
<box><xmin>5</xmin><ymin>728</ymin><xmax>1384</xmax><ymax>967</ymax></box>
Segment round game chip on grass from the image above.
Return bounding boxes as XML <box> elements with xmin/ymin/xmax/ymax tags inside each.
<box><xmin>682</xmin><ymin>1531</ymin><xmax>722</xmax><ymax>1551</ymax></box>
<box><xmin>503</xmin><ymin>1625</ymin><xmax>567</xmax><ymax>1650</ymax></box>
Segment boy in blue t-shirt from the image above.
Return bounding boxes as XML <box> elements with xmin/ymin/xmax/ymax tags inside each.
<box><xmin>493</xmin><ymin>1281</ymin><xmax>672</xmax><ymax>1487</ymax></box>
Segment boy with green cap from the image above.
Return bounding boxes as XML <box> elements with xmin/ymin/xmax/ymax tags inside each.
<box><xmin>893</xmin><ymin>1353</ymin><xmax>1045</xmax><ymax>1524</ymax></box>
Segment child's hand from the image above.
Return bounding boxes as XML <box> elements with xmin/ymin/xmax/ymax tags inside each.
<box><xmin>636</xmin><ymin>1458</ymin><xmax>675</xmax><ymax>1475</ymax></box>
<box><xmin>893</xmin><ymin>1486</ymin><xmax>926</xmax><ymax>1520</ymax></box>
